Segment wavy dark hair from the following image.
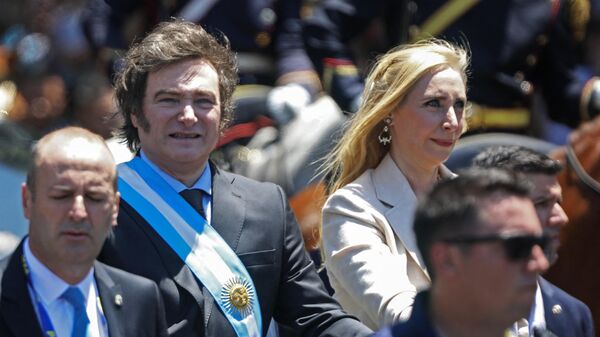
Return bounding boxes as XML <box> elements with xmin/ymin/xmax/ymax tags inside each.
<box><xmin>113</xmin><ymin>19</ymin><xmax>238</xmax><ymax>152</ymax></box>
<box><xmin>472</xmin><ymin>145</ymin><xmax>562</xmax><ymax>175</ymax></box>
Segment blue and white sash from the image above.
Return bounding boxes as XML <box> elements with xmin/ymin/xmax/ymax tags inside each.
<box><xmin>117</xmin><ymin>158</ymin><xmax>262</xmax><ymax>337</ymax></box>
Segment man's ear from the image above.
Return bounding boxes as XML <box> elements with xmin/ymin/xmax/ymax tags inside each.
<box><xmin>429</xmin><ymin>243</ymin><xmax>462</xmax><ymax>279</ymax></box>
<box><xmin>111</xmin><ymin>192</ymin><xmax>120</xmax><ymax>227</ymax></box>
<box><xmin>131</xmin><ymin>114</ymin><xmax>139</xmax><ymax>128</ymax></box>
<box><xmin>22</xmin><ymin>183</ymin><xmax>31</xmax><ymax>220</ymax></box>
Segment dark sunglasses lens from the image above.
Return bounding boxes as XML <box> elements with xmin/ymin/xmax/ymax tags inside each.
<box><xmin>503</xmin><ymin>236</ymin><xmax>548</xmax><ymax>261</ymax></box>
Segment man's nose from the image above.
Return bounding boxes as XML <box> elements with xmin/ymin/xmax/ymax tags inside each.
<box><xmin>179</xmin><ymin>104</ymin><xmax>198</xmax><ymax>126</ymax></box>
<box><xmin>548</xmin><ymin>203</ymin><xmax>569</xmax><ymax>228</ymax></box>
<box><xmin>69</xmin><ymin>195</ymin><xmax>88</xmax><ymax>222</ymax></box>
<box><xmin>527</xmin><ymin>244</ymin><xmax>550</xmax><ymax>275</ymax></box>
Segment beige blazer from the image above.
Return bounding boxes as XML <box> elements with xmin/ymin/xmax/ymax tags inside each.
<box><xmin>321</xmin><ymin>154</ymin><xmax>455</xmax><ymax>330</ymax></box>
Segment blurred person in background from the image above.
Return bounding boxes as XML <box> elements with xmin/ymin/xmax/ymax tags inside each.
<box><xmin>82</xmin><ymin>0</ymin><xmax>321</xmax><ymax>127</ymax></box>
<box><xmin>71</xmin><ymin>69</ymin><xmax>133</xmax><ymax>163</ymax></box>
<box><xmin>72</xmin><ymin>70</ymin><xmax>120</xmax><ymax>140</ymax></box>
<box><xmin>0</xmin><ymin>0</ymin><xmax>120</xmax><ymax>249</ymax></box>
<box><xmin>472</xmin><ymin>145</ymin><xmax>594</xmax><ymax>337</ymax></box>
<box><xmin>303</xmin><ymin>0</ymin><xmax>600</xmax><ymax>144</ymax></box>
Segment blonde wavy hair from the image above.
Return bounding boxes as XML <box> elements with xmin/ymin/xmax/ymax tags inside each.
<box><xmin>323</xmin><ymin>39</ymin><xmax>470</xmax><ymax>195</ymax></box>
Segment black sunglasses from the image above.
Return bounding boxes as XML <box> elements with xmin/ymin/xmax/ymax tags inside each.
<box><xmin>442</xmin><ymin>233</ymin><xmax>550</xmax><ymax>261</ymax></box>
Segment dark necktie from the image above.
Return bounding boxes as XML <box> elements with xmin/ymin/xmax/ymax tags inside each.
<box><xmin>62</xmin><ymin>286</ymin><xmax>90</xmax><ymax>337</ymax></box>
<box><xmin>178</xmin><ymin>189</ymin><xmax>207</xmax><ymax>337</ymax></box>
<box><xmin>179</xmin><ymin>189</ymin><xmax>206</xmax><ymax>218</ymax></box>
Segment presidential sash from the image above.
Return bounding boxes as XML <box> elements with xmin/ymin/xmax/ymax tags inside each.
<box><xmin>117</xmin><ymin>158</ymin><xmax>262</xmax><ymax>337</ymax></box>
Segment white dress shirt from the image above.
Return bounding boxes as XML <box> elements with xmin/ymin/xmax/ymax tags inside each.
<box><xmin>508</xmin><ymin>282</ymin><xmax>545</xmax><ymax>337</ymax></box>
<box><xmin>24</xmin><ymin>238</ymin><xmax>108</xmax><ymax>337</ymax></box>
<box><xmin>529</xmin><ymin>282</ymin><xmax>546</xmax><ymax>333</ymax></box>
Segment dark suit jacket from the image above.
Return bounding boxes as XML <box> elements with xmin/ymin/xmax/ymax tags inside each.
<box><xmin>371</xmin><ymin>281</ymin><xmax>596</xmax><ymax>337</ymax></box>
<box><xmin>369</xmin><ymin>291</ymin><xmax>438</xmax><ymax>337</ymax></box>
<box><xmin>540</xmin><ymin>277</ymin><xmax>595</xmax><ymax>337</ymax></box>
<box><xmin>99</xmin><ymin>163</ymin><xmax>370</xmax><ymax>337</ymax></box>
<box><xmin>0</xmin><ymin>241</ymin><xmax>168</xmax><ymax>337</ymax></box>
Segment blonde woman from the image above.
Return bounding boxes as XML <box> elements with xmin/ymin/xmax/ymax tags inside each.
<box><xmin>321</xmin><ymin>39</ymin><xmax>470</xmax><ymax>330</ymax></box>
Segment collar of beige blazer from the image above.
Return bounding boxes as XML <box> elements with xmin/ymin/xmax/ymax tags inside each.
<box><xmin>372</xmin><ymin>154</ymin><xmax>454</xmax><ymax>279</ymax></box>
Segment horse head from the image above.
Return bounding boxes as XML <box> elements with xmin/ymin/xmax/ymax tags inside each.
<box><xmin>546</xmin><ymin>115</ymin><xmax>600</xmax><ymax>333</ymax></box>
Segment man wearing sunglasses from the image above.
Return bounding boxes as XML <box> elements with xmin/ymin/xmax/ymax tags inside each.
<box><xmin>371</xmin><ymin>168</ymin><xmax>550</xmax><ymax>337</ymax></box>
<box><xmin>472</xmin><ymin>145</ymin><xmax>594</xmax><ymax>337</ymax></box>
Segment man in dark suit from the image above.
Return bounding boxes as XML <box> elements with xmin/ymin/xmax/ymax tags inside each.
<box><xmin>473</xmin><ymin>145</ymin><xmax>595</xmax><ymax>337</ymax></box>
<box><xmin>0</xmin><ymin>126</ymin><xmax>168</xmax><ymax>337</ymax></box>
<box><xmin>98</xmin><ymin>20</ymin><xmax>370</xmax><ymax>337</ymax></box>
<box><xmin>372</xmin><ymin>168</ymin><xmax>551</xmax><ymax>337</ymax></box>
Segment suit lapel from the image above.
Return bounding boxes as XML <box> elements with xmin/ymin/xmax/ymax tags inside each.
<box><xmin>95</xmin><ymin>262</ymin><xmax>125</xmax><ymax>337</ymax></box>
<box><xmin>0</xmin><ymin>241</ymin><xmax>44</xmax><ymax>337</ymax></box>
<box><xmin>539</xmin><ymin>277</ymin><xmax>566</xmax><ymax>335</ymax></box>
<box><xmin>372</xmin><ymin>155</ymin><xmax>428</xmax><ymax>274</ymax></box>
<box><xmin>210</xmin><ymin>164</ymin><xmax>246</xmax><ymax>251</ymax></box>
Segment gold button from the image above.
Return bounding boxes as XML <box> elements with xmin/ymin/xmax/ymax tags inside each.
<box><xmin>255</xmin><ymin>32</ymin><xmax>271</xmax><ymax>47</ymax></box>
<box><xmin>526</xmin><ymin>54</ymin><xmax>537</xmax><ymax>66</ymax></box>
<box><xmin>520</xmin><ymin>81</ymin><xmax>533</xmax><ymax>95</ymax></box>
<box><xmin>537</xmin><ymin>35</ymin><xmax>548</xmax><ymax>46</ymax></box>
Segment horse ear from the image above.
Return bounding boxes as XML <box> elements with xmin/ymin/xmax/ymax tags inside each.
<box><xmin>547</xmin><ymin>147</ymin><xmax>564</xmax><ymax>163</ymax></box>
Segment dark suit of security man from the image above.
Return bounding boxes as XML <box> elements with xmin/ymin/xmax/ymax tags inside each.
<box><xmin>0</xmin><ymin>126</ymin><xmax>168</xmax><ymax>337</ymax></box>
<box><xmin>0</xmin><ymin>248</ymin><xmax>168</xmax><ymax>337</ymax></box>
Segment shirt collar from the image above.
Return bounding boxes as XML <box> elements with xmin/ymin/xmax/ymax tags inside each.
<box><xmin>23</xmin><ymin>238</ymin><xmax>95</xmax><ymax>305</ymax></box>
<box><xmin>140</xmin><ymin>150</ymin><xmax>212</xmax><ymax>196</ymax></box>
<box><xmin>529</xmin><ymin>281</ymin><xmax>546</xmax><ymax>332</ymax></box>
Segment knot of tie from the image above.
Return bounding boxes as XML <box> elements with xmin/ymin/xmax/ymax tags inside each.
<box><xmin>179</xmin><ymin>189</ymin><xmax>206</xmax><ymax>218</ymax></box>
<box><xmin>62</xmin><ymin>286</ymin><xmax>90</xmax><ymax>337</ymax></box>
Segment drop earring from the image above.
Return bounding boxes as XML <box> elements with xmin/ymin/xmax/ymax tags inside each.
<box><xmin>378</xmin><ymin>116</ymin><xmax>392</xmax><ymax>145</ymax></box>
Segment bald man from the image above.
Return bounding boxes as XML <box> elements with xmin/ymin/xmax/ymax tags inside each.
<box><xmin>0</xmin><ymin>126</ymin><xmax>168</xmax><ymax>337</ymax></box>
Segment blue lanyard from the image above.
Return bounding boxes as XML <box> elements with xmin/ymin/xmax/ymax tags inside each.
<box><xmin>21</xmin><ymin>255</ymin><xmax>109</xmax><ymax>337</ymax></box>
<box><xmin>21</xmin><ymin>254</ymin><xmax>58</xmax><ymax>337</ymax></box>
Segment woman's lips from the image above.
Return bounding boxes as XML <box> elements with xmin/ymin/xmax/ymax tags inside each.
<box><xmin>432</xmin><ymin>138</ymin><xmax>454</xmax><ymax>147</ymax></box>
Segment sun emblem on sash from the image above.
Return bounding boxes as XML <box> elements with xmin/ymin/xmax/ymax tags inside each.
<box><xmin>221</xmin><ymin>276</ymin><xmax>254</xmax><ymax>316</ymax></box>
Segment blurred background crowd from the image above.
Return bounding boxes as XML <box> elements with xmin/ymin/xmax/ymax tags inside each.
<box><xmin>0</xmin><ymin>0</ymin><xmax>122</xmax><ymax>242</ymax></box>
